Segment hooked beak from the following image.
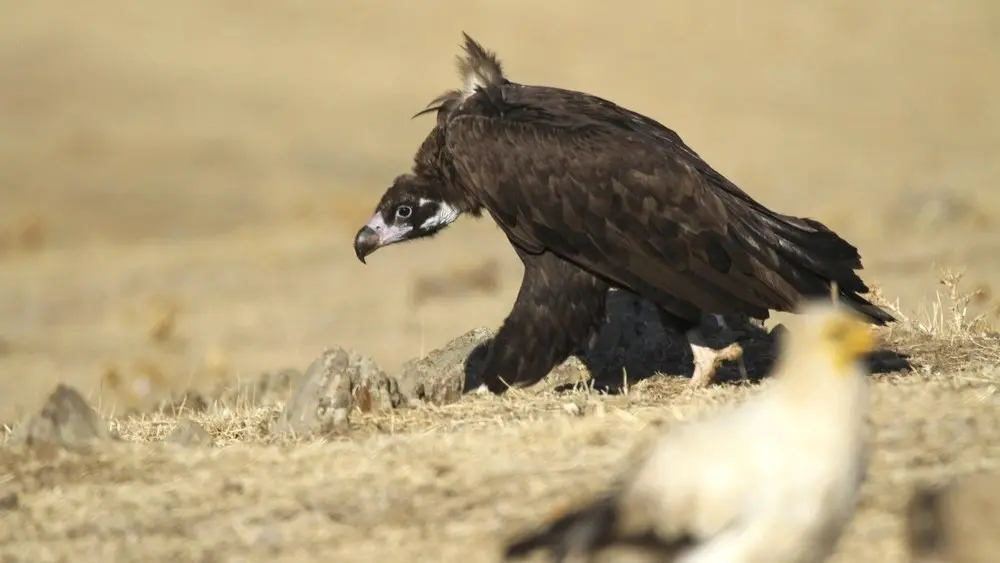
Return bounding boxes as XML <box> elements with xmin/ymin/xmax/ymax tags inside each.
<box><xmin>354</xmin><ymin>226</ymin><xmax>379</xmax><ymax>264</ymax></box>
<box><xmin>353</xmin><ymin>213</ymin><xmax>412</xmax><ymax>264</ymax></box>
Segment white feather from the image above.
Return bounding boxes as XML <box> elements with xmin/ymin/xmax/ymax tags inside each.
<box><xmin>420</xmin><ymin>201</ymin><xmax>461</xmax><ymax>230</ymax></box>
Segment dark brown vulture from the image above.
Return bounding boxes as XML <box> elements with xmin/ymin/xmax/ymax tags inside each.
<box><xmin>353</xmin><ymin>33</ymin><xmax>894</xmax><ymax>393</ymax></box>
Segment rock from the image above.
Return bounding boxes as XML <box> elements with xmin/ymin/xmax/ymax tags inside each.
<box><xmin>9</xmin><ymin>384</ymin><xmax>111</xmax><ymax>449</ymax></box>
<box><xmin>272</xmin><ymin>347</ymin><xmax>402</xmax><ymax>436</ymax></box>
<box><xmin>349</xmin><ymin>353</ymin><xmax>403</xmax><ymax>413</ymax></box>
<box><xmin>545</xmin><ymin>356</ymin><xmax>593</xmax><ymax>390</ymax></box>
<box><xmin>168</xmin><ymin>418</ymin><xmax>215</xmax><ymax>447</ymax></box>
<box><xmin>274</xmin><ymin>348</ymin><xmax>354</xmax><ymax>437</ymax></box>
<box><xmin>906</xmin><ymin>471</ymin><xmax>1000</xmax><ymax>563</ymax></box>
<box><xmin>397</xmin><ymin>327</ymin><xmax>495</xmax><ymax>405</ymax></box>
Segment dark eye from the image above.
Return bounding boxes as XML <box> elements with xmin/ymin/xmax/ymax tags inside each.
<box><xmin>395</xmin><ymin>205</ymin><xmax>412</xmax><ymax>219</ymax></box>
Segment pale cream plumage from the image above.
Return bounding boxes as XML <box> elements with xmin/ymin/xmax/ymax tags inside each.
<box><xmin>504</xmin><ymin>300</ymin><xmax>876</xmax><ymax>563</ymax></box>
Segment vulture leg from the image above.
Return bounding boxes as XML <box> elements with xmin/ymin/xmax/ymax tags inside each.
<box><xmin>687</xmin><ymin>329</ymin><xmax>747</xmax><ymax>388</ymax></box>
<box><xmin>480</xmin><ymin>249</ymin><xmax>609</xmax><ymax>393</ymax></box>
<box><xmin>659</xmin><ymin>311</ymin><xmax>748</xmax><ymax>388</ymax></box>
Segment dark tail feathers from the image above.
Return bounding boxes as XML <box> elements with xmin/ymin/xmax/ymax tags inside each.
<box><xmin>755</xmin><ymin>212</ymin><xmax>896</xmax><ymax>326</ymax></box>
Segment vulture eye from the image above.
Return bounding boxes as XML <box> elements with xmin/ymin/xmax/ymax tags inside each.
<box><xmin>395</xmin><ymin>205</ymin><xmax>412</xmax><ymax>219</ymax></box>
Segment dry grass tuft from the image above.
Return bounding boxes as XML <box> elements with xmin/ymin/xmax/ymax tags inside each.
<box><xmin>874</xmin><ymin>270</ymin><xmax>1000</xmax><ymax>378</ymax></box>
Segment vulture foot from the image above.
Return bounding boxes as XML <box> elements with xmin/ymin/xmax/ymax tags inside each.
<box><xmin>687</xmin><ymin>331</ymin><xmax>747</xmax><ymax>388</ymax></box>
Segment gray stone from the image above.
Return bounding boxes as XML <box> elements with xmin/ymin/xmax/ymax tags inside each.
<box><xmin>272</xmin><ymin>347</ymin><xmax>401</xmax><ymax>436</ymax></box>
<box><xmin>274</xmin><ymin>348</ymin><xmax>354</xmax><ymax>437</ymax></box>
<box><xmin>349</xmin><ymin>353</ymin><xmax>403</xmax><ymax>413</ymax></box>
<box><xmin>397</xmin><ymin>327</ymin><xmax>494</xmax><ymax>405</ymax></box>
<box><xmin>8</xmin><ymin>384</ymin><xmax>111</xmax><ymax>449</ymax></box>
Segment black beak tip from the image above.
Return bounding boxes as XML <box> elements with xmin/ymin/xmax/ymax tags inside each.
<box><xmin>353</xmin><ymin>227</ymin><xmax>378</xmax><ymax>265</ymax></box>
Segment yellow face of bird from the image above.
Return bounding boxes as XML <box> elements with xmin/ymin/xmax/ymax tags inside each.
<box><xmin>808</xmin><ymin>306</ymin><xmax>877</xmax><ymax>373</ymax></box>
<box><xmin>824</xmin><ymin>316</ymin><xmax>876</xmax><ymax>372</ymax></box>
<box><xmin>786</xmin><ymin>301</ymin><xmax>877</xmax><ymax>375</ymax></box>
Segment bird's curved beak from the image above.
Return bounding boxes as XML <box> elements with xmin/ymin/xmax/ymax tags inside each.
<box><xmin>354</xmin><ymin>226</ymin><xmax>379</xmax><ymax>264</ymax></box>
<box><xmin>353</xmin><ymin>213</ymin><xmax>412</xmax><ymax>264</ymax></box>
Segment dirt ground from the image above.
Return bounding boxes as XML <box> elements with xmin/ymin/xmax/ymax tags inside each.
<box><xmin>1</xmin><ymin>1</ymin><xmax>1000</xmax><ymax>561</ymax></box>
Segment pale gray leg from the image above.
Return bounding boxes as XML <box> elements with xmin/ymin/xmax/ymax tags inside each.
<box><xmin>685</xmin><ymin>328</ymin><xmax>748</xmax><ymax>388</ymax></box>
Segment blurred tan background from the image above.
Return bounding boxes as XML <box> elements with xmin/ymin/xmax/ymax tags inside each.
<box><xmin>1</xmin><ymin>0</ymin><xmax>998</xmax><ymax>420</ymax></box>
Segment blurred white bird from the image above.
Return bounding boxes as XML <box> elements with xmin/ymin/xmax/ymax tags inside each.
<box><xmin>504</xmin><ymin>299</ymin><xmax>876</xmax><ymax>563</ymax></box>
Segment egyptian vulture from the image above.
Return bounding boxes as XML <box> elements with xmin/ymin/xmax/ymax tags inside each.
<box><xmin>503</xmin><ymin>300</ymin><xmax>875</xmax><ymax>562</ymax></box>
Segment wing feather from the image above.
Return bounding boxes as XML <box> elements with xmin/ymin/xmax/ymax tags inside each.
<box><xmin>446</xmin><ymin>117</ymin><xmax>783</xmax><ymax>317</ymax></box>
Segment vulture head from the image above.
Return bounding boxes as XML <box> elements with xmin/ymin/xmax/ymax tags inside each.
<box><xmin>353</xmin><ymin>173</ymin><xmax>461</xmax><ymax>264</ymax></box>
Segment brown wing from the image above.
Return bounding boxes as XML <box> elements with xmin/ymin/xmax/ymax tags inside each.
<box><xmin>443</xmin><ymin>108</ymin><xmax>875</xmax><ymax>321</ymax></box>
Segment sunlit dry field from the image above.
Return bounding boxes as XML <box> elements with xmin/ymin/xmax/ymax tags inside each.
<box><xmin>1</xmin><ymin>1</ymin><xmax>1000</xmax><ymax>561</ymax></box>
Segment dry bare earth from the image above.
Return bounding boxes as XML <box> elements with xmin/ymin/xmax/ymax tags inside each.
<box><xmin>2</xmin><ymin>1</ymin><xmax>1000</xmax><ymax>562</ymax></box>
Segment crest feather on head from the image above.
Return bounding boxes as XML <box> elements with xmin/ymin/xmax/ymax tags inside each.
<box><xmin>456</xmin><ymin>32</ymin><xmax>505</xmax><ymax>97</ymax></box>
<box><xmin>413</xmin><ymin>32</ymin><xmax>507</xmax><ymax>121</ymax></box>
